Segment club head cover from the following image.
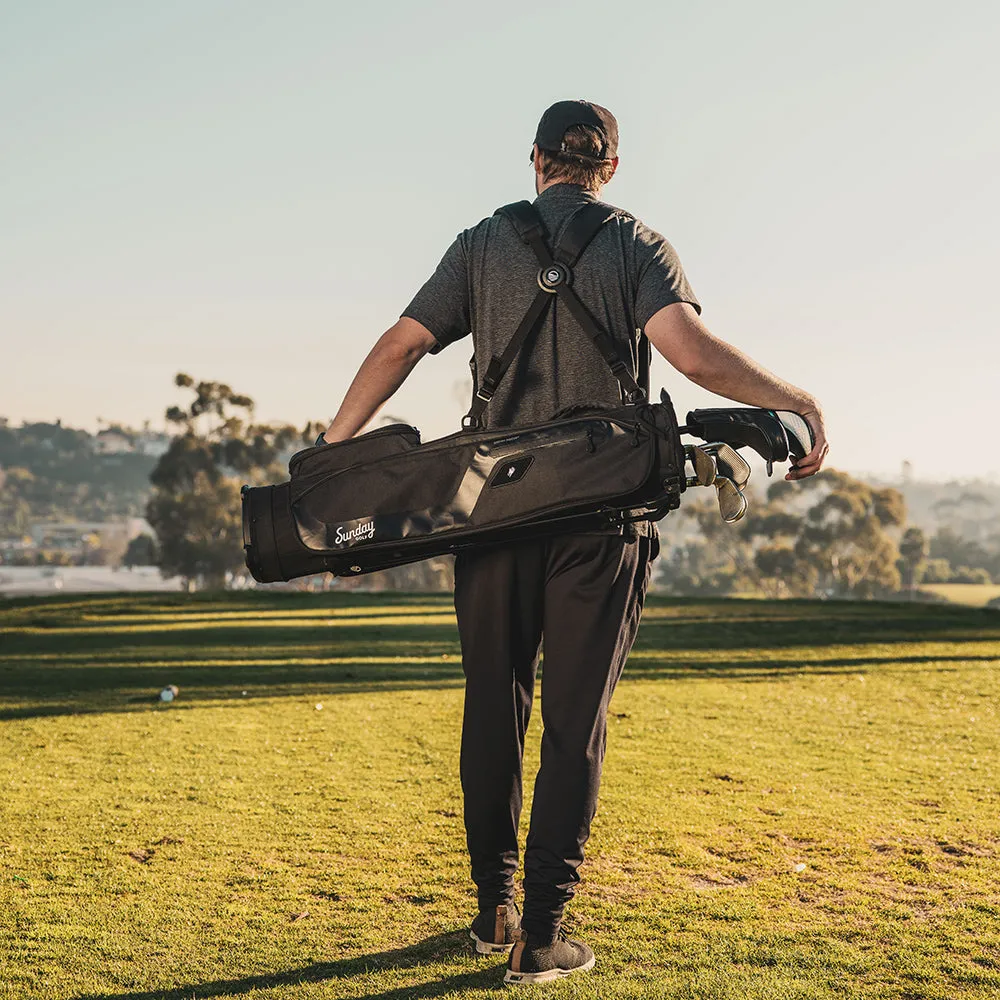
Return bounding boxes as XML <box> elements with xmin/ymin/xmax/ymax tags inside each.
<box><xmin>774</xmin><ymin>411</ymin><xmax>814</xmax><ymax>462</ymax></box>
<box><xmin>685</xmin><ymin>408</ymin><xmax>790</xmax><ymax>467</ymax></box>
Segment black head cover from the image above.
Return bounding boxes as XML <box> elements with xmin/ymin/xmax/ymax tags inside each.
<box><xmin>685</xmin><ymin>407</ymin><xmax>813</xmax><ymax>470</ymax></box>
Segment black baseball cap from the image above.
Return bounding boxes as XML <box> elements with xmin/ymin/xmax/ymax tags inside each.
<box><xmin>533</xmin><ymin>100</ymin><xmax>619</xmax><ymax>161</ymax></box>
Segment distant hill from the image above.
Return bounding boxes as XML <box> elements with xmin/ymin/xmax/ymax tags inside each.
<box><xmin>0</xmin><ymin>420</ymin><xmax>164</xmax><ymax>538</ymax></box>
<box><xmin>866</xmin><ymin>475</ymin><xmax>1000</xmax><ymax>544</ymax></box>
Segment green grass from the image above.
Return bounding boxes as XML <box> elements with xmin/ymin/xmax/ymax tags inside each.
<box><xmin>1</xmin><ymin>592</ymin><xmax>999</xmax><ymax>1000</ymax></box>
<box><xmin>921</xmin><ymin>584</ymin><xmax>1000</xmax><ymax>608</ymax></box>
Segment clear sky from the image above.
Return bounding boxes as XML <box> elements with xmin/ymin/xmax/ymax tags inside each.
<box><xmin>2</xmin><ymin>0</ymin><xmax>997</xmax><ymax>481</ymax></box>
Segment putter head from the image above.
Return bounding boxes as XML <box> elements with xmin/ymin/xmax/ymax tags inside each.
<box><xmin>685</xmin><ymin>445</ymin><xmax>718</xmax><ymax>488</ymax></box>
<box><xmin>715</xmin><ymin>476</ymin><xmax>748</xmax><ymax>523</ymax></box>
<box><xmin>685</xmin><ymin>407</ymin><xmax>814</xmax><ymax>474</ymax></box>
<box><xmin>703</xmin><ymin>442</ymin><xmax>751</xmax><ymax>491</ymax></box>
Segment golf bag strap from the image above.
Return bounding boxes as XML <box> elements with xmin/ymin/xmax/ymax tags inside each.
<box><xmin>550</xmin><ymin>282</ymin><xmax>645</xmax><ymax>403</ymax></box>
<box><xmin>500</xmin><ymin>199</ymin><xmax>613</xmax><ymax>268</ymax></box>
<box><xmin>637</xmin><ymin>331</ymin><xmax>650</xmax><ymax>397</ymax></box>
<box><xmin>464</xmin><ymin>289</ymin><xmax>552</xmax><ymax>428</ymax></box>
<box><xmin>464</xmin><ymin>201</ymin><xmax>643</xmax><ymax>430</ymax></box>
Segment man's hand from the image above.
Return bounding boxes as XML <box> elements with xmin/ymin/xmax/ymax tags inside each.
<box><xmin>645</xmin><ymin>302</ymin><xmax>829</xmax><ymax>479</ymax></box>
<box><xmin>786</xmin><ymin>408</ymin><xmax>828</xmax><ymax>481</ymax></box>
<box><xmin>321</xmin><ymin>317</ymin><xmax>439</xmax><ymax>443</ymax></box>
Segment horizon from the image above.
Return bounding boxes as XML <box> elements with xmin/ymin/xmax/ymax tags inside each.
<box><xmin>2</xmin><ymin>1</ymin><xmax>998</xmax><ymax>481</ymax></box>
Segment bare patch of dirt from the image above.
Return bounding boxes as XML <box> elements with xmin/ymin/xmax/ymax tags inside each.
<box><xmin>686</xmin><ymin>872</ymin><xmax>752</xmax><ymax>889</ymax></box>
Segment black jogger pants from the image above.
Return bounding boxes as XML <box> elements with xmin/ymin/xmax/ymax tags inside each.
<box><xmin>453</xmin><ymin>530</ymin><xmax>655</xmax><ymax>940</ymax></box>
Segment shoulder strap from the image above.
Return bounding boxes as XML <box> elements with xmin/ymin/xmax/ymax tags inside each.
<box><xmin>463</xmin><ymin>203</ymin><xmax>553</xmax><ymax>429</ymax></box>
<box><xmin>497</xmin><ymin>200</ymin><xmax>546</xmax><ymax>244</ymax></box>
<box><xmin>462</xmin><ymin>201</ymin><xmax>644</xmax><ymax>430</ymax></box>
<box><xmin>553</xmin><ymin>202</ymin><xmax>618</xmax><ymax>265</ymax></box>
<box><xmin>494</xmin><ymin>200</ymin><xmax>615</xmax><ymax>266</ymax></box>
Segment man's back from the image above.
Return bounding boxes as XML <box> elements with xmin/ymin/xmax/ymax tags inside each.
<box><xmin>404</xmin><ymin>182</ymin><xmax>700</xmax><ymax>428</ymax></box>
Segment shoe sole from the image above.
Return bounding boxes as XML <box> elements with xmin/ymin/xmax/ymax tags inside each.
<box><xmin>470</xmin><ymin>930</ymin><xmax>516</xmax><ymax>955</ymax></box>
<box><xmin>503</xmin><ymin>953</ymin><xmax>596</xmax><ymax>984</ymax></box>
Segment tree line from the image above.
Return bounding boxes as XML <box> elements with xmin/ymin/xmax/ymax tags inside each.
<box><xmin>141</xmin><ymin>374</ymin><xmax>998</xmax><ymax>598</ymax></box>
<box><xmin>4</xmin><ymin>374</ymin><xmax>995</xmax><ymax>597</ymax></box>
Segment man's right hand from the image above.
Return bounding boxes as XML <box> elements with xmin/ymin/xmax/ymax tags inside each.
<box><xmin>786</xmin><ymin>408</ymin><xmax>828</xmax><ymax>481</ymax></box>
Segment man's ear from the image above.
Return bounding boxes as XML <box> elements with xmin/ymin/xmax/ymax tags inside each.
<box><xmin>608</xmin><ymin>155</ymin><xmax>619</xmax><ymax>179</ymax></box>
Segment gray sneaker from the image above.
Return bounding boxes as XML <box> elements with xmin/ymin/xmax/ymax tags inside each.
<box><xmin>504</xmin><ymin>928</ymin><xmax>595</xmax><ymax>984</ymax></box>
<box><xmin>469</xmin><ymin>902</ymin><xmax>521</xmax><ymax>955</ymax></box>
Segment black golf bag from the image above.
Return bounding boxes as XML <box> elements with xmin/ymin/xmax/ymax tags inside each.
<box><xmin>243</xmin><ymin>397</ymin><xmax>686</xmax><ymax>582</ymax></box>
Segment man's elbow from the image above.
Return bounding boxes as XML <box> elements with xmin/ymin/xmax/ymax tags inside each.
<box><xmin>377</xmin><ymin>321</ymin><xmax>436</xmax><ymax>367</ymax></box>
<box><xmin>394</xmin><ymin>338</ymin><xmax>431</xmax><ymax>366</ymax></box>
<box><xmin>672</xmin><ymin>354</ymin><xmax>710</xmax><ymax>383</ymax></box>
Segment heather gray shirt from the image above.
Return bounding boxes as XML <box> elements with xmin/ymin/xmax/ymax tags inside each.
<box><xmin>403</xmin><ymin>183</ymin><xmax>699</xmax><ymax>430</ymax></box>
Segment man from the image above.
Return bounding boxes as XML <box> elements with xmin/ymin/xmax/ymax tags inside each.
<box><xmin>322</xmin><ymin>100</ymin><xmax>828</xmax><ymax>985</ymax></box>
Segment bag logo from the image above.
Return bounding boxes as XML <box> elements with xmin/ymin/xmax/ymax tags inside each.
<box><xmin>334</xmin><ymin>519</ymin><xmax>376</xmax><ymax>545</ymax></box>
<box><xmin>489</xmin><ymin>455</ymin><xmax>533</xmax><ymax>488</ymax></box>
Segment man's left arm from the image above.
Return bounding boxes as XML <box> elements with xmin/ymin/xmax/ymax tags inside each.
<box><xmin>321</xmin><ymin>317</ymin><xmax>439</xmax><ymax>443</ymax></box>
<box><xmin>322</xmin><ymin>234</ymin><xmax>472</xmax><ymax>443</ymax></box>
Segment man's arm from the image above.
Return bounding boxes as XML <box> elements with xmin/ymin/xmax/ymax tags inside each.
<box><xmin>321</xmin><ymin>317</ymin><xmax>439</xmax><ymax>443</ymax></box>
<box><xmin>645</xmin><ymin>302</ymin><xmax>829</xmax><ymax>481</ymax></box>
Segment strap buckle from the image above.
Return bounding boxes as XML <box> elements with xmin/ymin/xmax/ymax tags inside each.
<box><xmin>537</xmin><ymin>262</ymin><xmax>570</xmax><ymax>293</ymax></box>
<box><xmin>476</xmin><ymin>356</ymin><xmax>505</xmax><ymax>402</ymax></box>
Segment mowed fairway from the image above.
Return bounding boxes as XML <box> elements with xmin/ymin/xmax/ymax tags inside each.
<box><xmin>1</xmin><ymin>593</ymin><xmax>999</xmax><ymax>1000</ymax></box>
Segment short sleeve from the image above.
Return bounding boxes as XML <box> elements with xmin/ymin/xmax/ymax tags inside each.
<box><xmin>401</xmin><ymin>236</ymin><xmax>471</xmax><ymax>354</ymax></box>
<box><xmin>632</xmin><ymin>221</ymin><xmax>701</xmax><ymax>330</ymax></box>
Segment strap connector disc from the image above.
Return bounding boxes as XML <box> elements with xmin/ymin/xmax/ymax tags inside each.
<box><xmin>537</xmin><ymin>262</ymin><xmax>570</xmax><ymax>293</ymax></box>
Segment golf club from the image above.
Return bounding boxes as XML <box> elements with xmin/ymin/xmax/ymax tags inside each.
<box><xmin>685</xmin><ymin>444</ymin><xmax>718</xmax><ymax>488</ymax></box>
<box><xmin>703</xmin><ymin>442</ymin><xmax>751</xmax><ymax>491</ymax></box>
<box><xmin>714</xmin><ymin>475</ymin><xmax>748</xmax><ymax>523</ymax></box>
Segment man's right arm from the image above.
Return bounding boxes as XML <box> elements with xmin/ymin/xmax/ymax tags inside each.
<box><xmin>644</xmin><ymin>302</ymin><xmax>829</xmax><ymax>481</ymax></box>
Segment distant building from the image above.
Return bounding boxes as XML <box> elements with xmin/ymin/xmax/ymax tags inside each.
<box><xmin>134</xmin><ymin>430</ymin><xmax>171</xmax><ymax>458</ymax></box>
<box><xmin>93</xmin><ymin>427</ymin><xmax>135</xmax><ymax>454</ymax></box>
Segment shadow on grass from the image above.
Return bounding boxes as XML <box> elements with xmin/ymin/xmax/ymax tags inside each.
<box><xmin>2</xmin><ymin>592</ymin><xmax>999</xmax><ymax>722</ymax></box>
<box><xmin>73</xmin><ymin>930</ymin><xmax>506</xmax><ymax>1000</ymax></box>
<box><xmin>3</xmin><ymin>650</ymin><xmax>998</xmax><ymax>723</ymax></box>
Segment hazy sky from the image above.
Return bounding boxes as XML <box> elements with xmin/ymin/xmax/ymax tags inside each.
<box><xmin>2</xmin><ymin>0</ymin><xmax>997</xmax><ymax>480</ymax></box>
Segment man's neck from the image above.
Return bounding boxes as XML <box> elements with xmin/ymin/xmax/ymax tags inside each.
<box><xmin>535</xmin><ymin>174</ymin><xmax>599</xmax><ymax>197</ymax></box>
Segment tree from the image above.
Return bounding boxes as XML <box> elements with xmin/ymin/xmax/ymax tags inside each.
<box><xmin>658</xmin><ymin>469</ymin><xmax>911</xmax><ymax>600</ymax></box>
<box><xmin>898</xmin><ymin>526</ymin><xmax>930</xmax><ymax>596</ymax></box>
<box><xmin>123</xmin><ymin>533</ymin><xmax>158</xmax><ymax>568</ymax></box>
<box><xmin>146</xmin><ymin>375</ymin><xmax>317</xmax><ymax>589</ymax></box>
<box><xmin>656</xmin><ymin>497</ymin><xmax>756</xmax><ymax>596</ymax></box>
<box><xmin>785</xmin><ymin>472</ymin><xmax>905</xmax><ymax>598</ymax></box>
<box><xmin>922</xmin><ymin>558</ymin><xmax>954</xmax><ymax>584</ymax></box>
<box><xmin>930</xmin><ymin>526</ymin><xmax>998</xmax><ymax>582</ymax></box>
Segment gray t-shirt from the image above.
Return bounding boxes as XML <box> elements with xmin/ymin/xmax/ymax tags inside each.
<box><xmin>403</xmin><ymin>182</ymin><xmax>699</xmax><ymax>430</ymax></box>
